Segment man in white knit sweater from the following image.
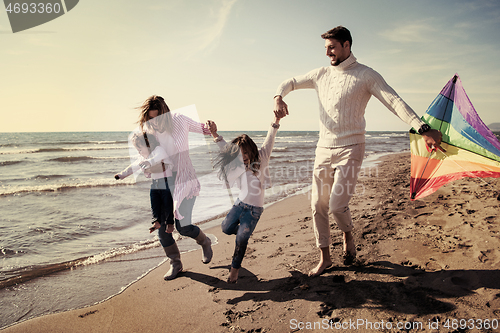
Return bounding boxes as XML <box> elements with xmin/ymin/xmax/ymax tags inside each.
<box><xmin>274</xmin><ymin>26</ymin><xmax>442</xmax><ymax>276</ymax></box>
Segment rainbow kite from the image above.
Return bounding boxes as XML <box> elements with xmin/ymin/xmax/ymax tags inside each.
<box><xmin>410</xmin><ymin>74</ymin><xmax>500</xmax><ymax>200</ymax></box>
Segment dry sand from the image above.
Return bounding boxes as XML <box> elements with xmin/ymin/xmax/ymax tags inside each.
<box><xmin>3</xmin><ymin>153</ymin><xmax>500</xmax><ymax>333</ymax></box>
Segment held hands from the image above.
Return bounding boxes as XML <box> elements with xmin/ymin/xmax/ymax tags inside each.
<box><xmin>273</xmin><ymin>108</ymin><xmax>287</xmax><ymax>124</ymax></box>
<box><xmin>139</xmin><ymin>161</ymin><xmax>151</xmax><ymax>170</ymax></box>
<box><xmin>273</xmin><ymin>95</ymin><xmax>288</xmax><ymax>125</ymax></box>
<box><xmin>206</xmin><ymin>120</ymin><xmax>218</xmax><ymax>138</ymax></box>
<box><xmin>139</xmin><ymin>161</ymin><xmax>153</xmax><ymax>177</ymax></box>
<box><xmin>274</xmin><ymin>95</ymin><xmax>289</xmax><ymax>116</ymax></box>
<box><xmin>274</xmin><ymin>109</ymin><xmax>287</xmax><ymax>120</ymax></box>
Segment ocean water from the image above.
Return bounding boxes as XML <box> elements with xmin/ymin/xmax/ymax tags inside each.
<box><xmin>3</xmin><ymin>130</ymin><xmax>496</xmax><ymax>328</ymax></box>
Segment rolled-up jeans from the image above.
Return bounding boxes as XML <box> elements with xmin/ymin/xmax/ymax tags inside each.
<box><xmin>311</xmin><ymin>144</ymin><xmax>365</xmax><ymax>248</ymax></box>
<box><xmin>221</xmin><ymin>199</ymin><xmax>264</xmax><ymax>269</ymax></box>
<box><xmin>151</xmin><ymin>175</ymin><xmax>200</xmax><ymax>248</ymax></box>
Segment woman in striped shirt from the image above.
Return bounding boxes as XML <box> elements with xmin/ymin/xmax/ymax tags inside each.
<box><xmin>138</xmin><ymin>95</ymin><xmax>214</xmax><ymax>281</ymax></box>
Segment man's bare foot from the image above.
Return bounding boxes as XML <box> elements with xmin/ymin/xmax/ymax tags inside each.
<box><xmin>308</xmin><ymin>246</ymin><xmax>332</xmax><ymax>277</ymax></box>
<box><xmin>343</xmin><ymin>231</ymin><xmax>356</xmax><ymax>253</ymax></box>
<box><xmin>343</xmin><ymin>231</ymin><xmax>356</xmax><ymax>265</ymax></box>
<box><xmin>227</xmin><ymin>267</ymin><xmax>239</xmax><ymax>283</ymax></box>
<box><xmin>308</xmin><ymin>258</ymin><xmax>333</xmax><ymax>277</ymax></box>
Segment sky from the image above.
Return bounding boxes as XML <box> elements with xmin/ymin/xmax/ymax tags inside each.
<box><xmin>1</xmin><ymin>0</ymin><xmax>499</xmax><ymax>132</ymax></box>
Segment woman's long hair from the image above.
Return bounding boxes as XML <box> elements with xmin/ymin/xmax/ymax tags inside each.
<box><xmin>214</xmin><ymin>134</ymin><xmax>260</xmax><ymax>182</ymax></box>
<box><xmin>137</xmin><ymin>95</ymin><xmax>173</xmax><ymax>134</ymax></box>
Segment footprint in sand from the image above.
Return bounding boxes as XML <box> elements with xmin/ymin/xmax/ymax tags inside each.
<box><xmin>478</xmin><ymin>250</ymin><xmax>492</xmax><ymax>263</ymax></box>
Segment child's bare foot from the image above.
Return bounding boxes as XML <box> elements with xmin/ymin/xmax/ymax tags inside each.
<box><xmin>227</xmin><ymin>267</ymin><xmax>239</xmax><ymax>283</ymax></box>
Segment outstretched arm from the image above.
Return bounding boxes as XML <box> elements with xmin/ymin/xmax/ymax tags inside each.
<box><xmin>206</xmin><ymin>120</ymin><xmax>227</xmax><ymax>150</ymax></box>
<box><xmin>273</xmin><ymin>69</ymin><xmax>319</xmax><ymax>117</ymax></box>
<box><xmin>367</xmin><ymin>70</ymin><xmax>443</xmax><ymax>150</ymax></box>
<box><xmin>114</xmin><ymin>161</ymin><xmax>138</xmax><ymax>180</ymax></box>
<box><xmin>259</xmin><ymin>109</ymin><xmax>287</xmax><ymax>161</ymax></box>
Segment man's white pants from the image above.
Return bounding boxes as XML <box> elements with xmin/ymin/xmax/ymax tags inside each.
<box><xmin>311</xmin><ymin>144</ymin><xmax>365</xmax><ymax>248</ymax></box>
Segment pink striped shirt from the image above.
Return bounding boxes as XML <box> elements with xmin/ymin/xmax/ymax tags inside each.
<box><xmin>153</xmin><ymin>112</ymin><xmax>211</xmax><ymax>220</ymax></box>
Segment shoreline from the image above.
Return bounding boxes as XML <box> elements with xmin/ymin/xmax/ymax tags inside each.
<box><xmin>0</xmin><ymin>151</ymin><xmax>404</xmax><ymax>330</ymax></box>
<box><xmin>5</xmin><ymin>151</ymin><xmax>499</xmax><ymax>332</ymax></box>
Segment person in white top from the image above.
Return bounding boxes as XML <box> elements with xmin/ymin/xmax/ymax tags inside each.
<box><xmin>207</xmin><ymin>109</ymin><xmax>286</xmax><ymax>283</ymax></box>
<box><xmin>274</xmin><ymin>26</ymin><xmax>442</xmax><ymax>276</ymax></box>
<box><xmin>135</xmin><ymin>95</ymin><xmax>215</xmax><ymax>280</ymax></box>
<box><xmin>115</xmin><ymin>132</ymin><xmax>175</xmax><ymax>231</ymax></box>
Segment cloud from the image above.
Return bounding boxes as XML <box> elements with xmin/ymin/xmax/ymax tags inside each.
<box><xmin>460</xmin><ymin>0</ymin><xmax>500</xmax><ymax>17</ymax></box>
<box><xmin>190</xmin><ymin>0</ymin><xmax>238</xmax><ymax>55</ymax></box>
<box><xmin>379</xmin><ymin>22</ymin><xmax>436</xmax><ymax>43</ymax></box>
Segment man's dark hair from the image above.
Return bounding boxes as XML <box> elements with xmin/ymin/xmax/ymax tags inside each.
<box><xmin>321</xmin><ymin>26</ymin><xmax>352</xmax><ymax>48</ymax></box>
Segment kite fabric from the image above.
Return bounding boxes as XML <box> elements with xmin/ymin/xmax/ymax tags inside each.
<box><xmin>410</xmin><ymin>74</ymin><xmax>500</xmax><ymax>200</ymax></box>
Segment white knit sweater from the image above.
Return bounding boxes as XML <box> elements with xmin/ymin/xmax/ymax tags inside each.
<box><xmin>275</xmin><ymin>53</ymin><xmax>425</xmax><ymax>148</ymax></box>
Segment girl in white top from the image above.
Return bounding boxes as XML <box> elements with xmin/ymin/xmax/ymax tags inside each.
<box><xmin>115</xmin><ymin>132</ymin><xmax>175</xmax><ymax>233</ymax></box>
<box><xmin>115</xmin><ymin>132</ymin><xmax>173</xmax><ymax>181</ymax></box>
<box><xmin>208</xmin><ymin>109</ymin><xmax>286</xmax><ymax>283</ymax></box>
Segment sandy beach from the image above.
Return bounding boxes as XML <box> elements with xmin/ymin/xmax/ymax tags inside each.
<box><xmin>3</xmin><ymin>152</ymin><xmax>500</xmax><ymax>333</ymax></box>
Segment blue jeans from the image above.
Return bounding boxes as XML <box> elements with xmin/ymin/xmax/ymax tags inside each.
<box><xmin>150</xmin><ymin>178</ymin><xmax>174</xmax><ymax>226</ymax></box>
<box><xmin>150</xmin><ymin>175</ymin><xmax>200</xmax><ymax>248</ymax></box>
<box><xmin>221</xmin><ymin>199</ymin><xmax>264</xmax><ymax>269</ymax></box>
